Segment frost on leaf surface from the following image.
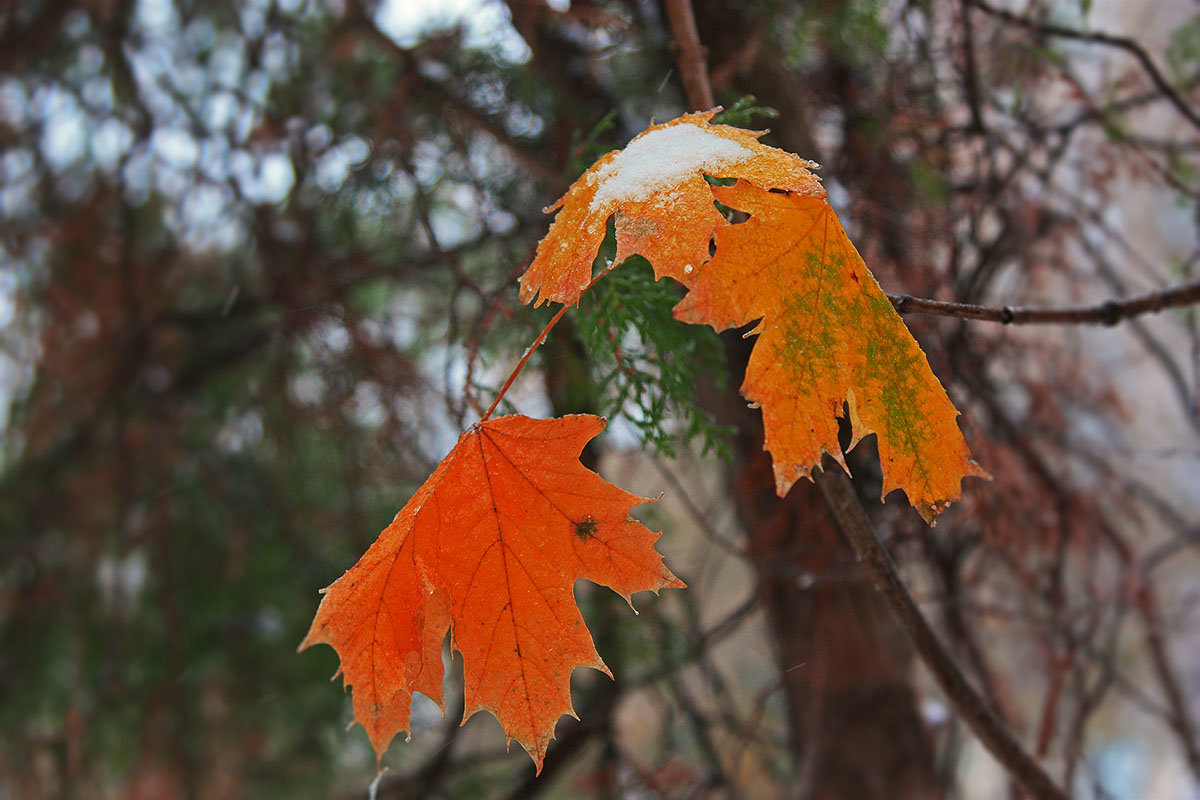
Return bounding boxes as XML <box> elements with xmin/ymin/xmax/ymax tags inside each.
<box><xmin>519</xmin><ymin>110</ymin><xmax>822</xmax><ymax>307</ymax></box>
<box><xmin>300</xmin><ymin>414</ymin><xmax>683</xmax><ymax>772</ymax></box>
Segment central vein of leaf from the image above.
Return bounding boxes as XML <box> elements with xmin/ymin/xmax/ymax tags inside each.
<box><xmin>474</xmin><ymin>432</ymin><xmax>533</xmax><ymax>718</ymax></box>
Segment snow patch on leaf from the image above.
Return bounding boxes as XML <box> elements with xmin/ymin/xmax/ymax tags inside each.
<box><xmin>588</xmin><ymin>124</ymin><xmax>753</xmax><ymax>212</ymax></box>
<box><xmin>520</xmin><ymin>111</ymin><xmax>823</xmax><ymax>307</ymax></box>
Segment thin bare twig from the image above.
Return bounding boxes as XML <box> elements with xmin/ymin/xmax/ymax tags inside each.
<box><xmin>965</xmin><ymin>0</ymin><xmax>1200</xmax><ymax>131</ymax></box>
<box><xmin>345</xmin><ymin>0</ymin><xmax>560</xmax><ymax>186</ymax></box>
<box><xmin>814</xmin><ymin>468</ymin><xmax>1073</xmax><ymax>800</ymax></box>
<box><xmin>889</xmin><ymin>279</ymin><xmax>1200</xmax><ymax>326</ymax></box>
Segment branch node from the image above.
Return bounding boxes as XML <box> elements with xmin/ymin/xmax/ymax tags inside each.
<box><xmin>1100</xmin><ymin>300</ymin><xmax>1121</xmax><ymax>326</ymax></box>
<box><xmin>1000</xmin><ymin>306</ymin><xmax>1015</xmax><ymax>324</ymax></box>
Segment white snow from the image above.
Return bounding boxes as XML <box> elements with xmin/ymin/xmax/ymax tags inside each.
<box><xmin>587</xmin><ymin>123</ymin><xmax>753</xmax><ymax>212</ymax></box>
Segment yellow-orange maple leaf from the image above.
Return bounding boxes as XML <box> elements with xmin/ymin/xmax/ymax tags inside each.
<box><xmin>300</xmin><ymin>414</ymin><xmax>682</xmax><ymax>771</ymax></box>
<box><xmin>519</xmin><ymin>111</ymin><xmax>822</xmax><ymax>307</ymax></box>
<box><xmin>518</xmin><ymin>112</ymin><xmax>983</xmax><ymax>520</ymax></box>
<box><xmin>674</xmin><ymin>181</ymin><xmax>986</xmax><ymax>521</ymax></box>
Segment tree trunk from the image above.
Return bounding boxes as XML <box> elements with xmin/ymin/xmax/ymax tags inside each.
<box><xmin>684</xmin><ymin>3</ymin><xmax>946</xmax><ymax>793</ymax></box>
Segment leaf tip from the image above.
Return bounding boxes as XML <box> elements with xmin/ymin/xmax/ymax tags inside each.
<box><xmin>966</xmin><ymin>459</ymin><xmax>992</xmax><ymax>481</ymax></box>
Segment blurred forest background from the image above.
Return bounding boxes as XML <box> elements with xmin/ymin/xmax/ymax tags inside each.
<box><xmin>2</xmin><ymin>0</ymin><xmax>1200</xmax><ymax>798</ymax></box>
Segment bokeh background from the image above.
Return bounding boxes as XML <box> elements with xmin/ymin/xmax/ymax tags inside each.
<box><xmin>2</xmin><ymin>0</ymin><xmax>1199</xmax><ymax>798</ymax></box>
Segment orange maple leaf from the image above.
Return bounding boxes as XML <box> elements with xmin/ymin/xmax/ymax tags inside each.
<box><xmin>519</xmin><ymin>111</ymin><xmax>822</xmax><ymax>307</ymax></box>
<box><xmin>300</xmin><ymin>414</ymin><xmax>683</xmax><ymax>771</ymax></box>
<box><xmin>674</xmin><ymin>181</ymin><xmax>987</xmax><ymax>521</ymax></box>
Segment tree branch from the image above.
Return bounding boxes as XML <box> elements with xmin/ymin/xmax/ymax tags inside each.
<box><xmin>814</xmin><ymin>468</ymin><xmax>1073</xmax><ymax>800</ymax></box>
<box><xmin>414</xmin><ymin>73</ymin><xmax>561</xmax><ymax>186</ymax></box>
<box><xmin>889</xmin><ymin>278</ymin><xmax>1200</xmax><ymax>326</ymax></box>
<box><xmin>343</xmin><ymin>0</ymin><xmax>560</xmax><ymax>186</ymax></box>
<box><xmin>663</xmin><ymin>0</ymin><xmax>715</xmax><ymax>111</ymax></box>
<box><xmin>964</xmin><ymin>0</ymin><xmax>1200</xmax><ymax>131</ymax></box>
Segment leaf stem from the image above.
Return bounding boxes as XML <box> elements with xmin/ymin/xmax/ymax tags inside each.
<box><xmin>480</xmin><ymin>262</ymin><xmax>621</xmax><ymax>422</ymax></box>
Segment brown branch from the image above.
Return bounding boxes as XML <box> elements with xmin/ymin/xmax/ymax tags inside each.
<box><xmin>344</xmin><ymin>0</ymin><xmax>560</xmax><ymax>186</ymax></box>
<box><xmin>1095</xmin><ymin>523</ymin><xmax>1200</xmax><ymax>781</ymax></box>
<box><xmin>889</xmin><ymin>279</ymin><xmax>1200</xmax><ymax>326</ymax></box>
<box><xmin>814</xmin><ymin>468</ymin><xmax>1074</xmax><ymax>800</ymax></box>
<box><xmin>415</xmin><ymin>73</ymin><xmax>561</xmax><ymax>186</ymax></box>
<box><xmin>662</xmin><ymin>0</ymin><xmax>715</xmax><ymax>111</ymax></box>
<box><xmin>959</xmin><ymin>0</ymin><xmax>987</xmax><ymax>133</ymax></box>
<box><xmin>965</xmin><ymin>0</ymin><xmax>1200</xmax><ymax>131</ymax></box>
